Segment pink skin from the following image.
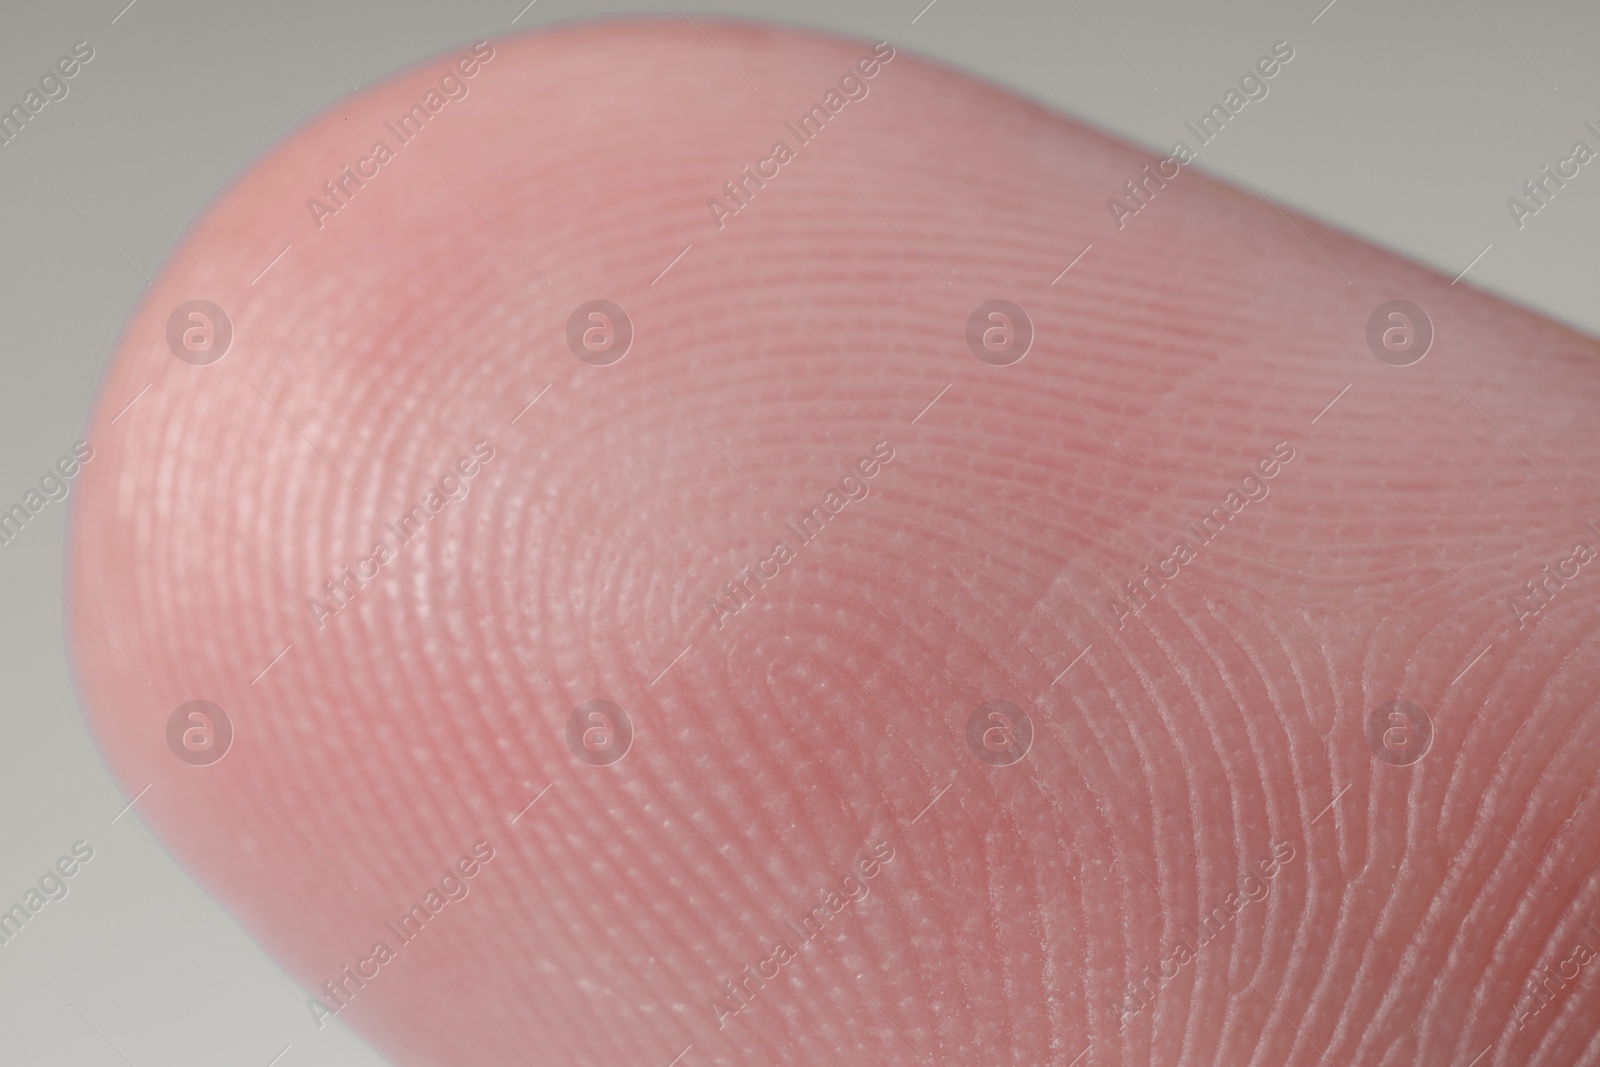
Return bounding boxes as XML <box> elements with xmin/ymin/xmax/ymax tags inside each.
<box><xmin>67</xmin><ymin>19</ymin><xmax>1600</xmax><ymax>1067</ymax></box>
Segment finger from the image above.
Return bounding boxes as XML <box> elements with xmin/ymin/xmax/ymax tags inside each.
<box><xmin>69</xmin><ymin>20</ymin><xmax>1600</xmax><ymax>1067</ymax></box>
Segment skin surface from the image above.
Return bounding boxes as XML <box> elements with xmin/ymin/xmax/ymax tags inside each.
<box><xmin>67</xmin><ymin>19</ymin><xmax>1600</xmax><ymax>1067</ymax></box>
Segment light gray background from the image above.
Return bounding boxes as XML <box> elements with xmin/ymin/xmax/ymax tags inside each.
<box><xmin>1</xmin><ymin>1</ymin><xmax>1594</xmax><ymax>1064</ymax></box>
